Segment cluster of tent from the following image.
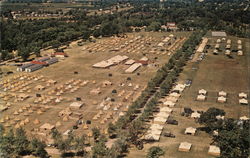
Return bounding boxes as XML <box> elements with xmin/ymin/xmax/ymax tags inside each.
<box><xmin>144</xmin><ymin>83</ymin><xmax>186</xmax><ymax>141</ymax></box>
<box><xmin>47</xmin><ymin>79</ymin><xmax>88</xmax><ymax>96</ymax></box>
<box><xmin>196</xmin><ymin>89</ymin><xmax>248</xmax><ymax>105</ymax></box>
<box><xmin>1</xmin><ymin>74</ymin><xmax>44</xmax><ymax>92</ymax></box>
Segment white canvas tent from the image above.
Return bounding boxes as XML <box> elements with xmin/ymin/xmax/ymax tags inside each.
<box><xmin>178</xmin><ymin>142</ymin><xmax>192</xmax><ymax>152</ymax></box>
<box><xmin>208</xmin><ymin>145</ymin><xmax>220</xmax><ymax>156</ymax></box>
<box><xmin>185</xmin><ymin>127</ymin><xmax>196</xmax><ymax>135</ymax></box>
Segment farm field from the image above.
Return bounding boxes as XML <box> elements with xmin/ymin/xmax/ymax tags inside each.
<box><xmin>0</xmin><ymin>32</ymin><xmax>190</xmax><ymax>145</ymax></box>
<box><xmin>127</xmin><ymin>36</ymin><xmax>250</xmax><ymax>158</ymax></box>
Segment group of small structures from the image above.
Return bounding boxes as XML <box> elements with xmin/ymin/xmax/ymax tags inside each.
<box><xmin>213</xmin><ymin>38</ymin><xmax>243</xmax><ymax>56</ymax></box>
<box><xmin>17</xmin><ymin>56</ymin><xmax>59</xmax><ymax>72</ymax></box>
<box><xmin>196</xmin><ymin>89</ymin><xmax>248</xmax><ymax>105</ymax></box>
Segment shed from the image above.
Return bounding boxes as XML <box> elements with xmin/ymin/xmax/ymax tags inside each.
<box><xmin>178</xmin><ymin>142</ymin><xmax>192</xmax><ymax>152</ymax></box>
<box><xmin>163</xmin><ymin>101</ymin><xmax>176</xmax><ymax>107</ymax></box>
<box><xmin>225</xmin><ymin>50</ymin><xmax>230</xmax><ymax>55</ymax></box>
<box><xmin>215</xmin><ymin>44</ymin><xmax>220</xmax><ymax>49</ymax></box>
<box><xmin>237</xmin><ymin>50</ymin><xmax>243</xmax><ymax>56</ymax></box>
<box><xmin>237</xmin><ymin>40</ymin><xmax>242</xmax><ymax>45</ymax></box>
<box><xmin>198</xmin><ymin>89</ymin><xmax>207</xmax><ymax>95</ymax></box>
<box><xmin>226</xmin><ymin>39</ymin><xmax>231</xmax><ymax>44</ymax></box>
<box><xmin>218</xmin><ymin>96</ymin><xmax>226</xmax><ymax>103</ymax></box>
<box><xmin>185</xmin><ymin>127</ymin><xmax>196</xmax><ymax>135</ymax></box>
<box><xmin>40</xmin><ymin>123</ymin><xmax>55</xmax><ymax>131</ymax></box>
<box><xmin>208</xmin><ymin>145</ymin><xmax>220</xmax><ymax>156</ymax></box>
<box><xmin>238</xmin><ymin>45</ymin><xmax>242</xmax><ymax>50</ymax></box>
<box><xmin>160</xmin><ymin>107</ymin><xmax>173</xmax><ymax>113</ymax></box>
<box><xmin>239</xmin><ymin>92</ymin><xmax>247</xmax><ymax>98</ymax></box>
<box><xmin>153</xmin><ymin>117</ymin><xmax>168</xmax><ymax>124</ymax></box>
<box><xmin>212</xmin><ymin>32</ymin><xmax>227</xmax><ymax>37</ymax></box>
<box><xmin>125</xmin><ymin>63</ymin><xmax>142</xmax><ymax>73</ymax></box>
<box><xmin>218</xmin><ymin>91</ymin><xmax>227</xmax><ymax>97</ymax></box>
<box><xmin>191</xmin><ymin>112</ymin><xmax>201</xmax><ymax>118</ymax></box>
<box><xmin>125</xmin><ymin>59</ymin><xmax>135</xmax><ymax>65</ymax></box>
<box><xmin>155</xmin><ymin>112</ymin><xmax>169</xmax><ymax>119</ymax></box>
<box><xmin>150</xmin><ymin>124</ymin><xmax>164</xmax><ymax>130</ymax></box>
<box><xmin>197</xmin><ymin>95</ymin><xmax>206</xmax><ymax>101</ymax></box>
<box><xmin>144</xmin><ymin>133</ymin><xmax>160</xmax><ymax>141</ymax></box>
<box><xmin>239</xmin><ymin>98</ymin><xmax>248</xmax><ymax>105</ymax></box>
<box><xmin>69</xmin><ymin>102</ymin><xmax>84</xmax><ymax>109</ymax></box>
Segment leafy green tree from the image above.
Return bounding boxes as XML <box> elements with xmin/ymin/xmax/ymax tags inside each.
<box><xmin>0</xmin><ymin>129</ymin><xmax>15</xmax><ymax>157</ymax></box>
<box><xmin>213</xmin><ymin>119</ymin><xmax>249</xmax><ymax>158</ymax></box>
<box><xmin>92</xmin><ymin>128</ymin><xmax>101</xmax><ymax>142</ymax></box>
<box><xmin>92</xmin><ymin>138</ymin><xmax>108</xmax><ymax>158</ymax></box>
<box><xmin>147</xmin><ymin>146</ymin><xmax>165</xmax><ymax>158</ymax></box>
<box><xmin>74</xmin><ymin>134</ymin><xmax>86</xmax><ymax>155</ymax></box>
<box><xmin>29</xmin><ymin>138</ymin><xmax>48</xmax><ymax>158</ymax></box>
<box><xmin>14</xmin><ymin>128</ymin><xmax>30</xmax><ymax>155</ymax></box>
<box><xmin>199</xmin><ymin>108</ymin><xmax>225</xmax><ymax>132</ymax></box>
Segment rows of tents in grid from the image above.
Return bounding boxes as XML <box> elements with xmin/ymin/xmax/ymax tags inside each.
<box><xmin>213</xmin><ymin>38</ymin><xmax>244</xmax><ymax>56</ymax></box>
<box><xmin>196</xmin><ymin>89</ymin><xmax>248</xmax><ymax>105</ymax></box>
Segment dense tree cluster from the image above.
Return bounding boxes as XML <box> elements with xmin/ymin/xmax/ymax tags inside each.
<box><xmin>1</xmin><ymin>0</ymin><xmax>249</xmax><ymax>61</ymax></box>
<box><xmin>199</xmin><ymin>108</ymin><xmax>250</xmax><ymax>158</ymax></box>
<box><xmin>0</xmin><ymin>125</ymin><xmax>48</xmax><ymax>158</ymax></box>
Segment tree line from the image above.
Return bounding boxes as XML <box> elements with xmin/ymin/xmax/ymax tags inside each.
<box><xmin>1</xmin><ymin>0</ymin><xmax>249</xmax><ymax>61</ymax></box>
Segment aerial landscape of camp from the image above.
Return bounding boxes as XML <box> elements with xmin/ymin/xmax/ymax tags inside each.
<box><xmin>0</xmin><ymin>0</ymin><xmax>249</xmax><ymax>158</ymax></box>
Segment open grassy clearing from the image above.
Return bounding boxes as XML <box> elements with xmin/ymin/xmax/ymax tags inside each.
<box><xmin>127</xmin><ymin>36</ymin><xmax>249</xmax><ymax>158</ymax></box>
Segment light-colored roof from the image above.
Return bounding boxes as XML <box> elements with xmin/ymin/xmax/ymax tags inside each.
<box><xmin>191</xmin><ymin>112</ymin><xmax>201</xmax><ymax>118</ymax></box>
<box><xmin>197</xmin><ymin>94</ymin><xmax>206</xmax><ymax>101</ymax></box>
<box><xmin>239</xmin><ymin>98</ymin><xmax>248</xmax><ymax>104</ymax></box>
<box><xmin>160</xmin><ymin>107</ymin><xmax>173</xmax><ymax>113</ymax></box>
<box><xmin>185</xmin><ymin>127</ymin><xmax>196</xmax><ymax>134</ymax></box>
<box><xmin>208</xmin><ymin>145</ymin><xmax>220</xmax><ymax>156</ymax></box>
<box><xmin>69</xmin><ymin>102</ymin><xmax>84</xmax><ymax>108</ymax></box>
<box><xmin>163</xmin><ymin>37</ymin><xmax>171</xmax><ymax>43</ymax></box>
<box><xmin>165</xmin><ymin>96</ymin><xmax>178</xmax><ymax>103</ymax></box>
<box><xmin>239</xmin><ymin>116</ymin><xmax>249</xmax><ymax>120</ymax></box>
<box><xmin>125</xmin><ymin>59</ymin><xmax>135</xmax><ymax>65</ymax></box>
<box><xmin>93</xmin><ymin>55</ymin><xmax>129</xmax><ymax>68</ymax></box>
<box><xmin>155</xmin><ymin>112</ymin><xmax>169</xmax><ymax>119</ymax></box>
<box><xmin>239</xmin><ymin>92</ymin><xmax>247</xmax><ymax>98</ymax></box>
<box><xmin>163</xmin><ymin>101</ymin><xmax>175</xmax><ymax>108</ymax></box>
<box><xmin>218</xmin><ymin>96</ymin><xmax>226</xmax><ymax>102</ymax></box>
<box><xmin>218</xmin><ymin>91</ymin><xmax>227</xmax><ymax>96</ymax></box>
<box><xmin>144</xmin><ymin>133</ymin><xmax>160</xmax><ymax>141</ymax></box>
<box><xmin>150</xmin><ymin>124</ymin><xmax>164</xmax><ymax>130</ymax></box>
<box><xmin>148</xmin><ymin>129</ymin><xmax>162</xmax><ymax>135</ymax></box>
<box><xmin>153</xmin><ymin>117</ymin><xmax>168</xmax><ymax>123</ymax></box>
<box><xmin>169</xmin><ymin>92</ymin><xmax>181</xmax><ymax>98</ymax></box>
<box><xmin>140</xmin><ymin>57</ymin><xmax>149</xmax><ymax>61</ymax></box>
<box><xmin>197</xmin><ymin>38</ymin><xmax>208</xmax><ymax>53</ymax></box>
<box><xmin>179</xmin><ymin>142</ymin><xmax>192</xmax><ymax>151</ymax></box>
<box><xmin>212</xmin><ymin>31</ymin><xmax>227</xmax><ymax>37</ymax></box>
<box><xmin>125</xmin><ymin>63</ymin><xmax>142</xmax><ymax>73</ymax></box>
<box><xmin>40</xmin><ymin>123</ymin><xmax>55</xmax><ymax>130</ymax></box>
<box><xmin>199</xmin><ymin>89</ymin><xmax>207</xmax><ymax>95</ymax></box>
<box><xmin>216</xmin><ymin>115</ymin><xmax>225</xmax><ymax>120</ymax></box>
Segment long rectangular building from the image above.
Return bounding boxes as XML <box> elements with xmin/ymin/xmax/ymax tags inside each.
<box><xmin>17</xmin><ymin>63</ymin><xmax>34</xmax><ymax>72</ymax></box>
<box><xmin>25</xmin><ymin>64</ymin><xmax>43</xmax><ymax>72</ymax></box>
<box><xmin>125</xmin><ymin>63</ymin><xmax>142</xmax><ymax>73</ymax></box>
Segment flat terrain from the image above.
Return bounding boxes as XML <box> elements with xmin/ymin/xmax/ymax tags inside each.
<box><xmin>127</xmin><ymin>36</ymin><xmax>250</xmax><ymax>158</ymax></box>
<box><xmin>0</xmin><ymin>32</ymin><xmax>189</xmax><ymax>144</ymax></box>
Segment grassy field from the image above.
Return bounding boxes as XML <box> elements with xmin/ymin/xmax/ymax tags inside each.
<box><xmin>0</xmin><ymin>32</ymin><xmax>190</xmax><ymax>149</ymax></box>
<box><xmin>127</xmin><ymin>36</ymin><xmax>250</xmax><ymax>158</ymax></box>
